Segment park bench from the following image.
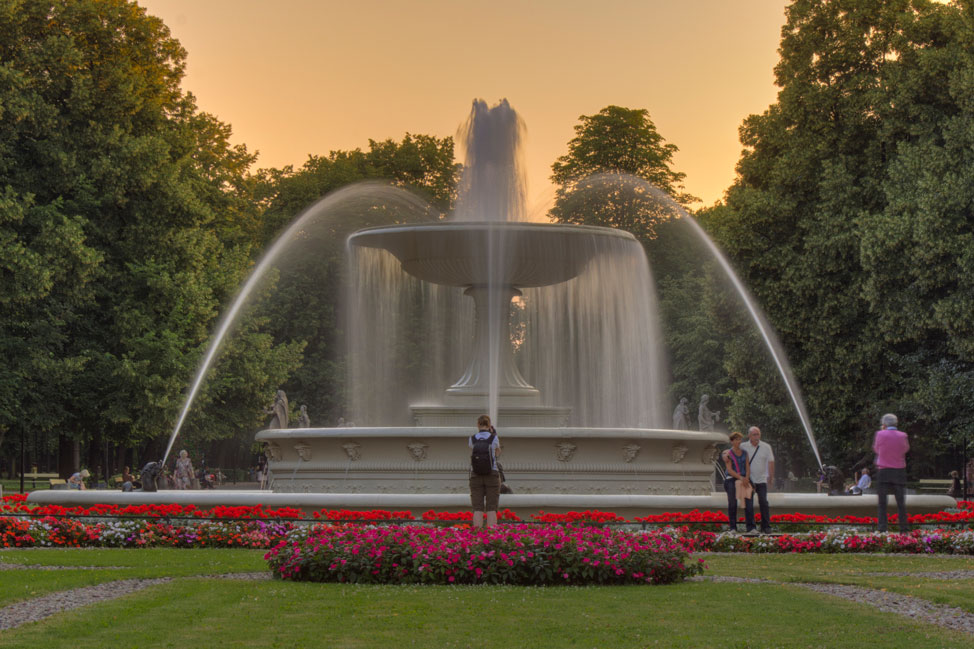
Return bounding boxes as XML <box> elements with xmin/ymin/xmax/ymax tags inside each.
<box><xmin>49</xmin><ymin>478</ymin><xmax>67</xmax><ymax>489</ymax></box>
<box><xmin>18</xmin><ymin>471</ymin><xmax>58</xmax><ymax>489</ymax></box>
<box><xmin>918</xmin><ymin>478</ymin><xmax>952</xmax><ymax>494</ymax></box>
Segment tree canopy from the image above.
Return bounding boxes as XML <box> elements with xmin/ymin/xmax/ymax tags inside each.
<box><xmin>0</xmin><ymin>0</ymin><xmax>300</xmax><ymax>473</ymax></box>
<box><xmin>714</xmin><ymin>0</ymin><xmax>974</xmax><ymax>474</ymax></box>
<box><xmin>549</xmin><ymin>106</ymin><xmax>695</xmax><ymax>240</ymax></box>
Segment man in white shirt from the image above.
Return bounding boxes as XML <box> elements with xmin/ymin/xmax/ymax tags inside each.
<box><xmin>848</xmin><ymin>467</ymin><xmax>871</xmax><ymax>494</ymax></box>
<box><xmin>742</xmin><ymin>426</ymin><xmax>775</xmax><ymax>534</ymax></box>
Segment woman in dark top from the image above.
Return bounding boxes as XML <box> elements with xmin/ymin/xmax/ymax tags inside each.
<box><xmin>722</xmin><ymin>432</ymin><xmax>752</xmax><ymax>532</ymax></box>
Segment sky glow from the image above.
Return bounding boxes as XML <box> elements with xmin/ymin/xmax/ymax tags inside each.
<box><xmin>139</xmin><ymin>0</ymin><xmax>789</xmax><ymax>208</ymax></box>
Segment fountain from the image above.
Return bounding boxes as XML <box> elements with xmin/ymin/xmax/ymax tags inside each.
<box><xmin>254</xmin><ymin>100</ymin><xmax>724</xmax><ymax>507</ymax></box>
<box><xmin>29</xmin><ymin>99</ymin><xmax>956</xmax><ymax>518</ymax></box>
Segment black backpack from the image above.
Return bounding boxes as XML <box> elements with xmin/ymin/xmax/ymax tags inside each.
<box><xmin>470</xmin><ymin>432</ymin><xmax>496</xmax><ymax>476</ymax></box>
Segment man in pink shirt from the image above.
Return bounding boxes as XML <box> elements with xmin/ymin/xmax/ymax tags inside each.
<box><xmin>873</xmin><ymin>413</ymin><xmax>910</xmax><ymax>533</ymax></box>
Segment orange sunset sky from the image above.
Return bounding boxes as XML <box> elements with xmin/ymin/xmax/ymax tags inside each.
<box><xmin>139</xmin><ymin>1</ymin><xmax>791</xmax><ymax>209</ymax></box>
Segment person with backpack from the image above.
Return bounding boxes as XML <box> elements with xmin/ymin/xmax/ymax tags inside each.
<box><xmin>469</xmin><ymin>414</ymin><xmax>502</xmax><ymax>528</ymax></box>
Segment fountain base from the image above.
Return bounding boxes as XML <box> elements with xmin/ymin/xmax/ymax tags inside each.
<box><xmin>255</xmin><ymin>426</ymin><xmax>724</xmax><ymax>496</ymax></box>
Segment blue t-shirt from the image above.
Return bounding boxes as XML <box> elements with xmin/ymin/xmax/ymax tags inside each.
<box><xmin>726</xmin><ymin>449</ymin><xmax>747</xmax><ymax>479</ymax></box>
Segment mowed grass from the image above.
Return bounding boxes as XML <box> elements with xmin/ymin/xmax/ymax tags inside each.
<box><xmin>0</xmin><ymin>548</ymin><xmax>265</xmax><ymax>606</ymax></box>
<box><xmin>704</xmin><ymin>553</ymin><xmax>974</xmax><ymax>613</ymax></box>
<box><xmin>1</xmin><ymin>549</ymin><xmax>973</xmax><ymax>648</ymax></box>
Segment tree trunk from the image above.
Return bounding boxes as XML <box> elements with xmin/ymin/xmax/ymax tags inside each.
<box><xmin>58</xmin><ymin>435</ymin><xmax>79</xmax><ymax>478</ymax></box>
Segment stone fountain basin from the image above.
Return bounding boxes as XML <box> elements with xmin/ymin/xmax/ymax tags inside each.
<box><xmin>347</xmin><ymin>221</ymin><xmax>636</xmax><ymax>287</ymax></box>
<box><xmin>255</xmin><ymin>426</ymin><xmax>727</xmax><ymax>497</ymax></box>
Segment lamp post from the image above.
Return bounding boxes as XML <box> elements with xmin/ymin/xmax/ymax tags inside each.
<box><xmin>19</xmin><ymin>428</ymin><xmax>25</xmax><ymax>494</ymax></box>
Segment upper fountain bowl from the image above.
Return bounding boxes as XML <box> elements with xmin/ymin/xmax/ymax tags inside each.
<box><xmin>348</xmin><ymin>221</ymin><xmax>636</xmax><ymax>288</ymax></box>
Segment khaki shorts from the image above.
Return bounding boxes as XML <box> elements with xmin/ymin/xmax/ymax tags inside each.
<box><xmin>469</xmin><ymin>472</ymin><xmax>501</xmax><ymax>512</ymax></box>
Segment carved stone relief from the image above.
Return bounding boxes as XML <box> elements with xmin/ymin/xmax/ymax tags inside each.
<box><xmin>264</xmin><ymin>442</ymin><xmax>282</xmax><ymax>462</ymax></box>
<box><xmin>294</xmin><ymin>442</ymin><xmax>312</xmax><ymax>462</ymax></box>
<box><xmin>342</xmin><ymin>442</ymin><xmax>362</xmax><ymax>461</ymax></box>
<box><xmin>671</xmin><ymin>443</ymin><xmax>689</xmax><ymax>464</ymax></box>
<box><xmin>555</xmin><ymin>441</ymin><xmax>577</xmax><ymax>462</ymax></box>
<box><xmin>406</xmin><ymin>442</ymin><xmax>429</xmax><ymax>462</ymax></box>
<box><xmin>622</xmin><ymin>443</ymin><xmax>641</xmax><ymax>463</ymax></box>
<box><xmin>701</xmin><ymin>443</ymin><xmax>719</xmax><ymax>465</ymax></box>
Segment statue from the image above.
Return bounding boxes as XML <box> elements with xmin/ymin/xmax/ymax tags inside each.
<box><xmin>697</xmin><ymin>394</ymin><xmax>720</xmax><ymax>432</ymax></box>
<box><xmin>266</xmin><ymin>389</ymin><xmax>289</xmax><ymax>429</ymax></box>
<box><xmin>298</xmin><ymin>404</ymin><xmax>310</xmax><ymax>428</ymax></box>
<box><xmin>139</xmin><ymin>460</ymin><xmax>163</xmax><ymax>493</ymax></box>
<box><xmin>824</xmin><ymin>465</ymin><xmax>845</xmax><ymax>496</ymax></box>
<box><xmin>672</xmin><ymin>397</ymin><xmax>690</xmax><ymax>430</ymax></box>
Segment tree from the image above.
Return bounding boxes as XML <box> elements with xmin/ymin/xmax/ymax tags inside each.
<box><xmin>249</xmin><ymin>135</ymin><xmax>460</xmax><ymax>426</ymax></box>
<box><xmin>0</xmin><ymin>0</ymin><xmax>299</xmax><ymax>475</ymax></box>
<box><xmin>858</xmin><ymin>3</ymin><xmax>974</xmax><ymax>471</ymax></box>
<box><xmin>549</xmin><ymin>106</ymin><xmax>696</xmax><ymax>240</ymax></box>
<box><xmin>715</xmin><ymin>0</ymin><xmax>974</xmax><ymax>473</ymax></box>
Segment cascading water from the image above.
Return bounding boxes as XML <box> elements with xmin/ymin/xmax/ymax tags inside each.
<box><xmin>166</xmin><ymin>98</ymin><xmax>817</xmax><ymax>475</ymax></box>
<box><xmin>347</xmin><ymin>99</ymin><xmax>668</xmax><ymax>428</ymax></box>
<box><xmin>456</xmin><ymin>99</ymin><xmax>525</xmax><ymax>424</ymax></box>
<box><xmin>675</xmin><ymin>207</ymin><xmax>824</xmax><ymax>469</ymax></box>
<box><xmin>161</xmin><ymin>184</ymin><xmax>432</xmax><ymax>466</ymax></box>
<box><xmin>557</xmin><ymin>172</ymin><xmax>824</xmax><ymax>470</ymax></box>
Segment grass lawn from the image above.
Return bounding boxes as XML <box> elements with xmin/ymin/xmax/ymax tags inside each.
<box><xmin>1</xmin><ymin>549</ymin><xmax>973</xmax><ymax>648</ymax></box>
<box><xmin>704</xmin><ymin>552</ymin><xmax>974</xmax><ymax>613</ymax></box>
<box><xmin>0</xmin><ymin>548</ymin><xmax>265</xmax><ymax>606</ymax></box>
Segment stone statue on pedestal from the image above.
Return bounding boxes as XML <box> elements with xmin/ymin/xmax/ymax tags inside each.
<box><xmin>298</xmin><ymin>404</ymin><xmax>310</xmax><ymax>428</ymax></box>
<box><xmin>266</xmin><ymin>390</ymin><xmax>289</xmax><ymax>429</ymax></box>
<box><xmin>672</xmin><ymin>397</ymin><xmax>690</xmax><ymax>430</ymax></box>
<box><xmin>697</xmin><ymin>394</ymin><xmax>720</xmax><ymax>432</ymax></box>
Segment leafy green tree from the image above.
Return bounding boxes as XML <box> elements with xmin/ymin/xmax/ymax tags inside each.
<box><xmin>548</xmin><ymin>105</ymin><xmax>733</xmax><ymax>439</ymax></box>
<box><xmin>550</xmin><ymin>106</ymin><xmax>696</xmax><ymax>240</ymax></box>
<box><xmin>0</xmin><ymin>0</ymin><xmax>299</xmax><ymax>475</ymax></box>
<box><xmin>716</xmin><ymin>0</ymin><xmax>974</xmax><ymax>474</ymax></box>
<box><xmin>858</xmin><ymin>3</ymin><xmax>974</xmax><ymax>471</ymax></box>
<box><xmin>250</xmin><ymin>135</ymin><xmax>460</xmax><ymax>426</ymax></box>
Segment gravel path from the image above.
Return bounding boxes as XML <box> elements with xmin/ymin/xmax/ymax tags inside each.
<box><xmin>799</xmin><ymin>582</ymin><xmax>974</xmax><ymax>635</ymax></box>
<box><xmin>867</xmin><ymin>570</ymin><xmax>974</xmax><ymax>579</ymax></box>
<box><xmin>0</xmin><ymin>572</ymin><xmax>272</xmax><ymax>631</ymax></box>
<box><xmin>0</xmin><ymin>563</ymin><xmax>122</xmax><ymax>571</ymax></box>
<box><xmin>0</xmin><ymin>578</ymin><xmax>172</xmax><ymax>630</ymax></box>
<box><xmin>694</xmin><ymin>575</ymin><xmax>974</xmax><ymax>635</ymax></box>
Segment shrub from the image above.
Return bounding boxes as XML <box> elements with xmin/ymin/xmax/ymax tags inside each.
<box><xmin>264</xmin><ymin>524</ymin><xmax>703</xmax><ymax>586</ymax></box>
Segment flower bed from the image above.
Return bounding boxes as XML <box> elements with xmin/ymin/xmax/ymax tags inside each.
<box><xmin>4</xmin><ymin>494</ymin><xmax>970</xmax><ymax>528</ymax></box>
<box><xmin>692</xmin><ymin>528</ymin><xmax>974</xmax><ymax>555</ymax></box>
<box><xmin>2</xmin><ymin>495</ymin><xmax>973</xmax><ymax>554</ymax></box>
<box><xmin>264</xmin><ymin>524</ymin><xmax>703</xmax><ymax>586</ymax></box>
<box><xmin>0</xmin><ymin>514</ymin><xmax>294</xmax><ymax>549</ymax></box>
<box><xmin>3</xmin><ymin>509</ymin><xmax>974</xmax><ymax>557</ymax></box>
